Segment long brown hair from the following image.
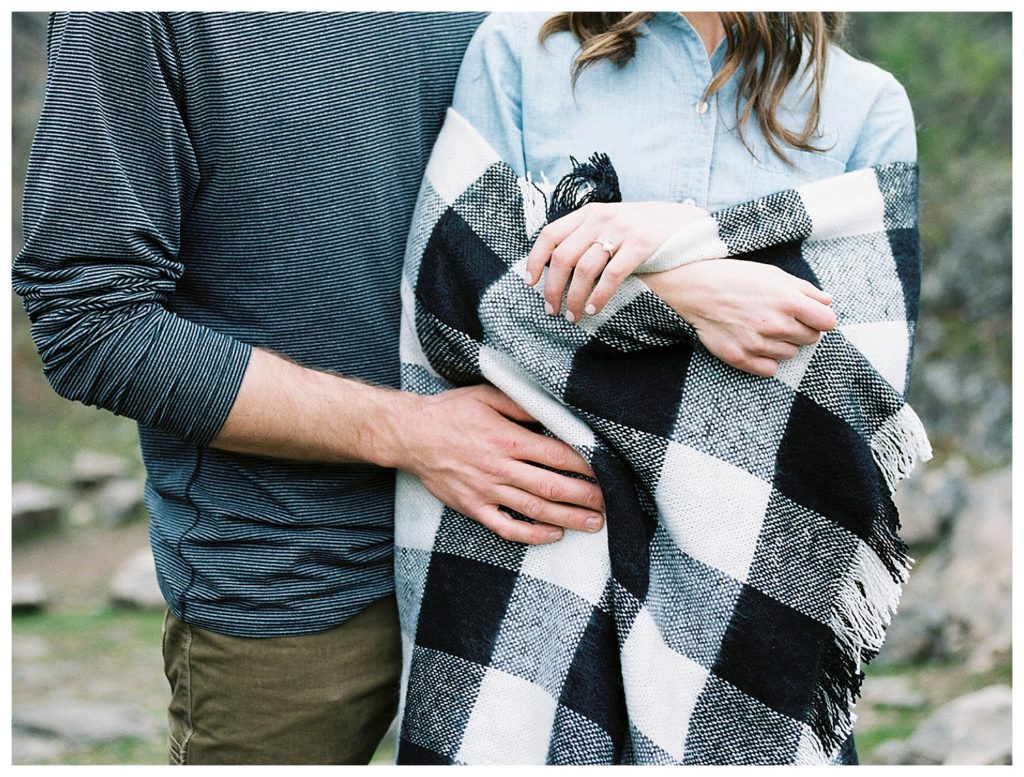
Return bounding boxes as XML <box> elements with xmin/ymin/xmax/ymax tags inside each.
<box><xmin>539</xmin><ymin>12</ymin><xmax>847</xmax><ymax>162</ymax></box>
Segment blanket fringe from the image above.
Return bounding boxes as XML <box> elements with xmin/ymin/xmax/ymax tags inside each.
<box><xmin>814</xmin><ymin>536</ymin><xmax>913</xmax><ymax>758</ymax></box>
<box><xmin>870</xmin><ymin>403</ymin><xmax>933</xmax><ymax>494</ymax></box>
<box><xmin>519</xmin><ymin>175</ymin><xmax>551</xmax><ymax>239</ymax></box>
<box><xmin>545</xmin><ymin>153</ymin><xmax>622</xmax><ymax>222</ymax></box>
<box><xmin>830</xmin><ymin>544</ymin><xmax>908</xmax><ymax>659</ymax></box>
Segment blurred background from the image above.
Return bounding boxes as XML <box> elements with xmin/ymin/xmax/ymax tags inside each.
<box><xmin>11</xmin><ymin>11</ymin><xmax>1011</xmax><ymax>766</ymax></box>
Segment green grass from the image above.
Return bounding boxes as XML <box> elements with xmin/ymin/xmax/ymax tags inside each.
<box><xmin>55</xmin><ymin>737</ymin><xmax>167</xmax><ymax>766</ymax></box>
<box><xmin>14</xmin><ymin>607</ymin><xmax>169</xmax><ymax>765</ymax></box>
<box><xmin>857</xmin><ymin>713</ymin><xmax>923</xmax><ymax>761</ymax></box>
<box><xmin>13</xmin><ymin>607</ymin><xmax>165</xmax><ymax>644</ymax></box>
<box><xmin>855</xmin><ymin>656</ymin><xmax>1013</xmax><ymax>764</ymax></box>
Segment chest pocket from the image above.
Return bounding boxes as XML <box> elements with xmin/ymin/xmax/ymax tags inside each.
<box><xmin>748</xmin><ymin>145</ymin><xmax>847</xmax><ymax>193</ymax></box>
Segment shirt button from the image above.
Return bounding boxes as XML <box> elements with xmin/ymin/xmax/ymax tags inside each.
<box><xmin>682</xmin><ymin>198</ymin><xmax>696</xmax><ymax>207</ymax></box>
<box><xmin>696</xmin><ymin>100</ymin><xmax>709</xmax><ymax>114</ymax></box>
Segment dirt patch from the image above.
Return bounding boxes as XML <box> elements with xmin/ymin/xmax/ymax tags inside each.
<box><xmin>13</xmin><ymin>521</ymin><xmax>151</xmax><ymax>610</ymax></box>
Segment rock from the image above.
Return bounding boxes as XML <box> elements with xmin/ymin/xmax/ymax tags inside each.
<box><xmin>936</xmin><ymin>468</ymin><xmax>1011</xmax><ymax>660</ymax></box>
<box><xmin>879</xmin><ymin>685</ymin><xmax>1012</xmax><ymax>765</ymax></box>
<box><xmin>11</xmin><ymin>482</ymin><xmax>65</xmax><ymax>538</ymax></box>
<box><xmin>893</xmin><ymin>456</ymin><xmax>968</xmax><ymax>549</ymax></box>
<box><xmin>12</xmin><ymin>578</ymin><xmax>48</xmax><ymax>614</ymax></box>
<box><xmin>859</xmin><ymin>674</ymin><xmax>926</xmax><ymax>710</ymax></box>
<box><xmin>12</xmin><ymin>635</ymin><xmax>50</xmax><ymax>661</ymax></box>
<box><xmin>71</xmin><ymin>449</ymin><xmax>131</xmax><ymax>488</ymax></box>
<box><xmin>875</xmin><ymin>554</ymin><xmax>945</xmax><ymax>665</ymax></box>
<box><xmin>14</xmin><ymin>700</ymin><xmax>156</xmax><ymax>745</ymax></box>
<box><xmin>110</xmin><ymin>547</ymin><xmax>165</xmax><ymax>609</ymax></box>
<box><xmin>925</xmin><ymin>174</ymin><xmax>1011</xmax><ymax>322</ymax></box>
<box><xmin>871</xmin><ymin>739</ymin><xmax>907</xmax><ymax>766</ymax></box>
<box><xmin>92</xmin><ymin>478</ymin><xmax>146</xmax><ymax>525</ymax></box>
<box><xmin>67</xmin><ymin>499</ymin><xmax>96</xmax><ymax>527</ymax></box>
<box><xmin>880</xmin><ymin>467</ymin><xmax>1011</xmax><ymax>666</ymax></box>
<box><xmin>11</xmin><ymin>733</ymin><xmax>66</xmax><ymax>765</ymax></box>
<box><xmin>911</xmin><ymin>166</ymin><xmax>1011</xmax><ymax>469</ymax></box>
<box><xmin>966</xmin><ymin>627</ymin><xmax>1012</xmax><ymax>675</ymax></box>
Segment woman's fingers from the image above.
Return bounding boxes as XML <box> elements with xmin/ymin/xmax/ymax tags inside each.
<box><xmin>543</xmin><ymin>227</ymin><xmax>607</xmax><ymax>315</ymax></box>
<box><xmin>562</xmin><ymin>243</ymin><xmax>613</xmax><ymax>321</ymax></box>
<box><xmin>797</xmin><ymin>277</ymin><xmax>833</xmax><ymax>305</ymax></box>
<box><xmin>584</xmin><ymin>243</ymin><xmax>646</xmax><ymax>316</ymax></box>
<box><xmin>792</xmin><ymin>289</ymin><xmax>837</xmax><ymax>332</ymax></box>
<box><xmin>525</xmin><ymin>209</ymin><xmax>586</xmax><ymax>287</ymax></box>
<box><xmin>770</xmin><ymin>317</ymin><xmax>825</xmax><ymax>347</ymax></box>
<box><xmin>528</xmin><ymin>201</ymin><xmax>702</xmax><ymax>319</ymax></box>
<box><xmin>758</xmin><ymin>339</ymin><xmax>800</xmax><ymax>361</ymax></box>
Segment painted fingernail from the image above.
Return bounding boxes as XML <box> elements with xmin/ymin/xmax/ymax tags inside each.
<box><xmin>548</xmin><ymin>530</ymin><xmax>563</xmax><ymax>542</ymax></box>
<box><xmin>544</xmin><ymin>302</ymin><xmax>554</xmax><ymax>315</ymax></box>
<box><xmin>586</xmin><ymin>515</ymin><xmax>603</xmax><ymax>531</ymax></box>
<box><xmin>585</xmin><ymin>303</ymin><xmax>597</xmax><ymax>316</ymax></box>
<box><xmin>524</xmin><ymin>271</ymin><xmax>534</xmax><ymax>285</ymax></box>
<box><xmin>565</xmin><ymin>310</ymin><xmax>576</xmax><ymax>323</ymax></box>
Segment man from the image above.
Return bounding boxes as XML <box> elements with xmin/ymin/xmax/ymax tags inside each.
<box><xmin>13</xmin><ymin>12</ymin><xmax>606</xmax><ymax>764</ymax></box>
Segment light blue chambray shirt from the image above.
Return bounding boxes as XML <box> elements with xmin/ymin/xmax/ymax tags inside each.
<box><xmin>452</xmin><ymin>12</ymin><xmax>916</xmax><ymax>211</ymax></box>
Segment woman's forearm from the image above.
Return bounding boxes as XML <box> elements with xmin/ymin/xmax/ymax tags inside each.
<box><xmin>642</xmin><ymin>260</ymin><xmax>836</xmax><ymax>377</ymax></box>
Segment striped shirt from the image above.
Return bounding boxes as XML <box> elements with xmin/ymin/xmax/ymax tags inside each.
<box><xmin>13</xmin><ymin>12</ymin><xmax>485</xmax><ymax>637</ymax></box>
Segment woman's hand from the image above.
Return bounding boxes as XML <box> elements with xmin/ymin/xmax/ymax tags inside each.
<box><xmin>525</xmin><ymin>201</ymin><xmax>707</xmax><ymax>322</ymax></box>
<box><xmin>642</xmin><ymin>260</ymin><xmax>837</xmax><ymax>377</ymax></box>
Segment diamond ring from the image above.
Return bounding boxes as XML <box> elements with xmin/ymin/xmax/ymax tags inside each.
<box><xmin>593</xmin><ymin>238</ymin><xmax>617</xmax><ymax>256</ymax></box>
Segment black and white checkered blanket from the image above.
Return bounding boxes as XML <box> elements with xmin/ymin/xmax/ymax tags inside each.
<box><xmin>394</xmin><ymin>109</ymin><xmax>931</xmax><ymax>765</ymax></box>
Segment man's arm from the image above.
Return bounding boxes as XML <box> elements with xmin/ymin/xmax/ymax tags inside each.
<box><xmin>213</xmin><ymin>348</ymin><xmax>606</xmax><ymax>544</ymax></box>
<box><xmin>15</xmin><ymin>14</ymin><xmax>603</xmax><ymax>546</ymax></box>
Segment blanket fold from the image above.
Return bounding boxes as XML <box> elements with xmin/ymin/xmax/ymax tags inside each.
<box><xmin>394</xmin><ymin>108</ymin><xmax>931</xmax><ymax>765</ymax></box>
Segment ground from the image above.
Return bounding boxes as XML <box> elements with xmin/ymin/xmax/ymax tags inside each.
<box><xmin>11</xmin><ymin>519</ymin><xmax>1006</xmax><ymax>765</ymax></box>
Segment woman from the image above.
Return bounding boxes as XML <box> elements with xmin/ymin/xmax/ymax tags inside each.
<box><xmin>394</xmin><ymin>12</ymin><xmax>928</xmax><ymax>765</ymax></box>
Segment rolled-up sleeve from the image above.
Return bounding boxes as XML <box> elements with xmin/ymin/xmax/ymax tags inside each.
<box><xmin>13</xmin><ymin>12</ymin><xmax>251</xmax><ymax>446</ymax></box>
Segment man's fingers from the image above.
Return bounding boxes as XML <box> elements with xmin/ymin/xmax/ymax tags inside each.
<box><xmin>494</xmin><ymin>485</ymin><xmax>604</xmax><ymax>533</ymax></box>
<box><xmin>472</xmin><ymin>385</ymin><xmax>536</xmax><ymax>423</ymax></box>
<box><xmin>513</xmin><ymin>431</ymin><xmax>596</xmax><ymax>479</ymax></box>
<box><xmin>767</xmin><ymin>319</ymin><xmax>822</xmax><ymax>346</ymax></box>
<box><xmin>471</xmin><ymin>387</ymin><xmax>602</xmax><ymax>483</ymax></box>
<box><xmin>504</xmin><ymin>460</ymin><xmax>605</xmax><ymax>515</ymax></box>
<box><xmin>745</xmin><ymin>355</ymin><xmax>779</xmax><ymax>378</ymax></box>
<box><xmin>473</xmin><ymin>504</ymin><xmax>564</xmax><ymax>545</ymax></box>
<box><xmin>782</xmin><ymin>320</ymin><xmax>825</xmax><ymax>346</ymax></box>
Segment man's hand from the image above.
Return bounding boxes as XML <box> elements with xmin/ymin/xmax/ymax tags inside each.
<box><xmin>642</xmin><ymin>259</ymin><xmax>837</xmax><ymax>377</ymax></box>
<box><xmin>390</xmin><ymin>385</ymin><xmax>606</xmax><ymax>545</ymax></box>
<box><xmin>211</xmin><ymin>349</ymin><xmax>605</xmax><ymax>546</ymax></box>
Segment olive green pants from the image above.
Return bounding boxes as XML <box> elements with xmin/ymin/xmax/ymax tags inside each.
<box><xmin>162</xmin><ymin>595</ymin><xmax>401</xmax><ymax>765</ymax></box>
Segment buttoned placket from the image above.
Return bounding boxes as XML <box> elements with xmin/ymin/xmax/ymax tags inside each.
<box><xmin>656</xmin><ymin>13</ymin><xmax>727</xmax><ymax>209</ymax></box>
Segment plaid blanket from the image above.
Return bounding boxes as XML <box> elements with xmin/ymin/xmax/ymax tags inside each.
<box><xmin>394</xmin><ymin>108</ymin><xmax>931</xmax><ymax>765</ymax></box>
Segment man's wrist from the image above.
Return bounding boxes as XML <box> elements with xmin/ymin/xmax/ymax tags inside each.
<box><xmin>354</xmin><ymin>384</ymin><xmax>423</xmax><ymax>471</ymax></box>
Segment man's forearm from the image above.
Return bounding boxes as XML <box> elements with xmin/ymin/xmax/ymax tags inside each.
<box><xmin>210</xmin><ymin>347</ymin><xmax>606</xmax><ymax>545</ymax></box>
<box><xmin>211</xmin><ymin>347</ymin><xmax>409</xmax><ymax>467</ymax></box>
